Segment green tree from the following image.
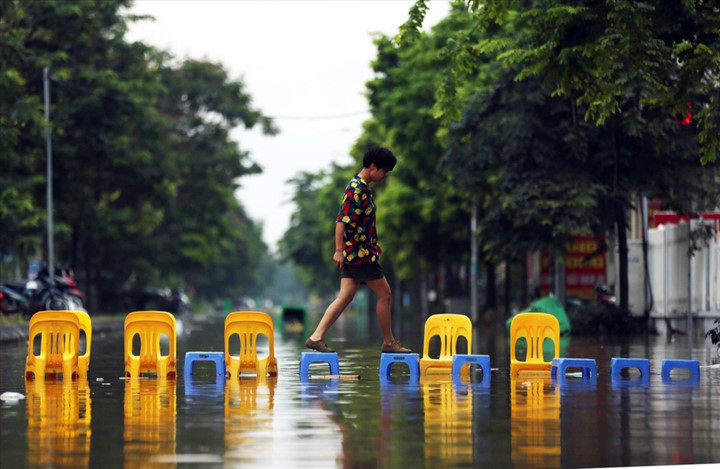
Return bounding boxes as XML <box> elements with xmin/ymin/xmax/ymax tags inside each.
<box><xmin>400</xmin><ymin>0</ymin><xmax>720</xmax><ymax>164</ymax></box>
<box><xmin>401</xmin><ymin>0</ymin><xmax>719</xmax><ymax>312</ymax></box>
<box><xmin>445</xmin><ymin>65</ymin><xmax>702</xmax><ymax>309</ymax></box>
<box><xmin>0</xmin><ymin>0</ymin><xmax>53</xmax><ymax>274</ymax></box>
<box><xmin>279</xmin><ymin>165</ymin><xmax>350</xmax><ymax>296</ymax></box>
<box><xmin>365</xmin><ymin>8</ymin><xmax>475</xmax><ymax>302</ymax></box>
<box><xmin>150</xmin><ymin>58</ymin><xmax>277</xmax><ymax>298</ymax></box>
<box><xmin>1</xmin><ymin>0</ymin><xmax>278</xmax><ymax>312</ymax></box>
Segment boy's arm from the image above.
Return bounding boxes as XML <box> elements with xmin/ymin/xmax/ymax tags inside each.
<box><xmin>333</xmin><ymin>222</ymin><xmax>345</xmax><ymax>268</ymax></box>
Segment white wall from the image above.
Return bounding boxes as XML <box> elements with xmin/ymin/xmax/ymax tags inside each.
<box><xmin>648</xmin><ymin>220</ymin><xmax>720</xmax><ymax>315</ymax></box>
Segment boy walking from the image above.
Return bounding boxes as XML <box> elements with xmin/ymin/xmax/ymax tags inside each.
<box><xmin>305</xmin><ymin>146</ymin><xmax>411</xmax><ymax>354</ymax></box>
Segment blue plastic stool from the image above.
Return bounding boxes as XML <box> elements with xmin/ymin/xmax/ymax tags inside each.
<box><xmin>611</xmin><ymin>357</ymin><xmax>650</xmax><ymax>381</ymax></box>
<box><xmin>551</xmin><ymin>358</ymin><xmax>597</xmax><ymax>379</ymax></box>
<box><xmin>661</xmin><ymin>359</ymin><xmax>700</xmax><ymax>382</ymax></box>
<box><xmin>379</xmin><ymin>353</ymin><xmax>419</xmax><ymax>382</ymax></box>
<box><xmin>300</xmin><ymin>352</ymin><xmax>339</xmax><ymax>378</ymax></box>
<box><xmin>451</xmin><ymin>354</ymin><xmax>491</xmax><ymax>381</ymax></box>
<box><xmin>184</xmin><ymin>351</ymin><xmax>226</xmax><ymax>379</ymax></box>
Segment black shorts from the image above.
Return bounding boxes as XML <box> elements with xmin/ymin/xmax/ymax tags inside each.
<box><xmin>340</xmin><ymin>262</ymin><xmax>384</xmax><ymax>284</ymax></box>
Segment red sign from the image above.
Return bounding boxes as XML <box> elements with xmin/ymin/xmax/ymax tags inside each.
<box><xmin>540</xmin><ymin>235</ymin><xmax>606</xmax><ymax>300</ymax></box>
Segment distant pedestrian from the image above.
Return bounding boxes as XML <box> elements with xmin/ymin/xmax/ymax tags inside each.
<box><xmin>305</xmin><ymin>146</ymin><xmax>411</xmax><ymax>354</ymax></box>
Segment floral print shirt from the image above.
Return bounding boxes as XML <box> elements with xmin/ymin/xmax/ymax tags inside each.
<box><xmin>336</xmin><ymin>174</ymin><xmax>378</xmax><ymax>265</ymax></box>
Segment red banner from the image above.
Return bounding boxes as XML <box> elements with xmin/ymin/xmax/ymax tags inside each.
<box><xmin>540</xmin><ymin>235</ymin><xmax>606</xmax><ymax>300</ymax></box>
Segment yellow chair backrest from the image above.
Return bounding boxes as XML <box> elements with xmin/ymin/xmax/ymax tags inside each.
<box><xmin>25</xmin><ymin>311</ymin><xmax>80</xmax><ymax>380</ymax></box>
<box><xmin>124</xmin><ymin>311</ymin><xmax>177</xmax><ymax>379</ymax></box>
<box><xmin>420</xmin><ymin>314</ymin><xmax>472</xmax><ymax>376</ymax></box>
<box><xmin>224</xmin><ymin>311</ymin><xmax>278</xmax><ymax>378</ymax></box>
<box><xmin>509</xmin><ymin>312</ymin><xmax>560</xmax><ymax>377</ymax></box>
<box><xmin>50</xmin><ymin>310</ymin><xmax>92</xmax><ymax>378</ymax></box>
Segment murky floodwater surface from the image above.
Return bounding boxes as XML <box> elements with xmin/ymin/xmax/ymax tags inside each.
<box><xmin>1</xmin><ymin>311</ymin><xmax>719</xmax><ymax>468</ymax></box>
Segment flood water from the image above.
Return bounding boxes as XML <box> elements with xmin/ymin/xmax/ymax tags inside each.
<box><xmin>1</xmin><ymin>310</ymin><xmax>719</xmax><ymax>468</ymax></box>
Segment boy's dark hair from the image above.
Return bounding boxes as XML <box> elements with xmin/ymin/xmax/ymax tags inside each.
<box><xmin>363</xmin><ymin>145</ymin><xmax>397</xmax><ymax>171</ymax></box>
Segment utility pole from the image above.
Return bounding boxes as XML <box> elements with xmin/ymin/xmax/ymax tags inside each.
<box><xmin>470</xmin><ymin>205</ymin><xmax>478</xmax><ymax>323</ymax></box>
<box><xmin>43</xmin><ymin>67</ymin><xmax>54</xmax><ymax>284</ymax></box>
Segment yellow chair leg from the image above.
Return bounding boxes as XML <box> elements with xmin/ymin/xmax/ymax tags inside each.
<box><xmin>157</xmin><ymin>358</ymin><xmax>166</xmax><ymax>379</ymax></box>
<box><xmin>257</xmin><ymin>358</ymin><xmax>267</xmax><ymax>377</ymax></box>
<box><xmin>63</xmin><ymin>358</ymin><xmax>75</xmax><ymax>380</ymax></box>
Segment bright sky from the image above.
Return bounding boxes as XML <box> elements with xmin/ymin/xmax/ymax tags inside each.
<box><xmin>125</xmin><ymin>0</ymin><xmax>451</xmax><ymax>253</ymax></box>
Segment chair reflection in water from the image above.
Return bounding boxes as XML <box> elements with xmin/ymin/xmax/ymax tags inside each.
<box><xmin>123</xmin><ymin>378</ymin><xmax>176</xmax><ymax>468</ymax></box>
<box><xmin>124</xmin><ymin>311</ymin><xmax>177</xmax><ymax>379</ymax></box>
<box><xmin>510</xmin><ymin>377</ymin><xmax>561</xmax><ymax>467</ymax></box>
<box><xmin>423</xmin><ymin>378</ymin><xmax>475</xmax><ymax>466</ymax></box>
<box><xmin>420</xmin><ymin>314</ymin><xmax>473</xmax><ymax>377</ymax></box>
<box><xmin>25</xmin><ymin>311</ymin><xmax>85</xmax><ymax>381</ymax></box>
<box><xmin>510</xmin><ymin>312</ymin><xmax>560</xmax><ymax>377</ymax></box>
<box><xmin>225</xmin><ymin>311</ymin><xmax>278</xmax><ymax>378</ymax></box>
<box><xmin>25</xmin><ymin>378</ymin><xmax>92</xmax><ymax>467</ymax></box>
<box><xmin>224</xmin><ymin>376</ymin><xmax>277</xmax><ymax>463</ymax></box>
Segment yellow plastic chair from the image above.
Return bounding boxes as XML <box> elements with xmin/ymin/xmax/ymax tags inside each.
<box><xmin>224</xmin><ymin>311</ymin><xmax>278</xmax><ymax>378</ymax></box>
<box><xmin>420</xmin><ymin>314</ymin><xmax>472</xmax><ymax>377</ymax></box>
<box><xmin>50</xmin><ymin>310</ymin><xmax>92</xmax><ymax>379</ymax></box>
<box><xmin>124</xmin><ymin>311</ymin><xmax>177</xmax><ymax>379</ymax></box>
<box><xmin>509</xmin><ymin>312</ymin><xmax>560</xmax><ymax>377</ymax></box>
<box><xmin>25</xmin><ymin>311</ymin><xmax>80</xmax><ymax>380</ymax></box>
<box><xmin>73</xmin><ymin>311</ymin><xmax>92</xmax><ymax>379</ymax></box>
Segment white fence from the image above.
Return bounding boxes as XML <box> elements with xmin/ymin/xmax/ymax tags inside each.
<box><xmin>647</xmin><ymin>220</ymin><xmax>720</xmax><ymax>315</ymax></box>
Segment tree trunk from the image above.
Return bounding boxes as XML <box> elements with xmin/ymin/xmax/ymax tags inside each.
<box><xmin>611</xmin><ymin>119</ymin><xmax>629</xmax><ymax>312</ymax></box>
<box><xmin>504</xmin><ymin>261</ymin><xmax>511</xmax><ymax>318</ymax></box>
<box><xmin>420</xmin><ymin>275</ymin><xmax>429</xmax><ymax>320</ymax></box>
<box><xmin>484</xmin><ymin>261</ymin><xmax>496</xmax><ymax>311</ymax></box>
<box><xmin>520</xmin><ymin>254</ymin><xmax>528</xmax><ymax>307</ymax></box>
<box><xmin>616</xmin><ymin>205</ymin><xmax>629</xmax><ymax>311</ymax></box>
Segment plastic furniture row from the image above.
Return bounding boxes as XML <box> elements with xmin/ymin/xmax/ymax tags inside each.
<box><xmin>24</xmin><ymin>310</ymin><xmax>703</xmax><ymax>386</ymax></box>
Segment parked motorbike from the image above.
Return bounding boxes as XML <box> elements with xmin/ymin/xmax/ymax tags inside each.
<box><xmin>0</xmin><ymin>283</ymin><xmax>30</xmax><ymax>316</ymax></box>
<box><xmin>595</xmin><ymin>283</ymin><xmax>617</xmax><ymax>305</ymax></box>
<box><xmin>24</xmin><ymin>266</ymin><xmax>86</xmax><ymax>317</ymax></box>
<box><xmin>53</xmin><ymin>267</ymin><xmax>85</xmax><ymax>311</ymax></box>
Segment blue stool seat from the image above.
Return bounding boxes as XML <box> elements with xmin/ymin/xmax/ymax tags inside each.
<box><xmin>551</xmin><ymin>358</ymin><xmax>597</xmax><ymax>379</ymax></box>
<box><xmin>661</xmin><ymin>359</ymin><xmax>700</xmax><ymax>382</ymax></box>
<box><xmin>184</xmin><ymin>351</ymin><xmax>226</xmax><ymax>379</ymax></box>
<box><xmin>300</xmin><ymin>352</ymin><xmax>339</xmax><ymax>378</ymax></box>
<box><xmin>611</xmin><ymin>357</ymin><xmax>650</xmax><ymax>381</ymax></box>
<box><xmin>451</xmin><ymin>354</ymin><xmax>491</xmax><ymax>381</ymax></box>
<box><xmin>379</xmin><ymin>353</ymin><xmax>419</xmax><ymax>381</ymax></box>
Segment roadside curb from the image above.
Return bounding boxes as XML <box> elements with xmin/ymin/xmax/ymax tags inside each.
<box><xmin>0</xmin><ymin>324</ymin><xmax>28</xmax><ymax>344</ymax></box>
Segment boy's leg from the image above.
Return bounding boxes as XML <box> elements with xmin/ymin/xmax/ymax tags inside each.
<box><xmin>308</xmin><ymin>277</ymin><xmax>359</xmax><ymax>342</ymax></box>
<box><xmin>365</xmin><ymin>276</ymin><xmax>394</xmax><ymax>344</ymax></box>
<box><xmin>366</xmin><ymin>276</ymin><xmax>410</xmax><ymax>353</ymax></box>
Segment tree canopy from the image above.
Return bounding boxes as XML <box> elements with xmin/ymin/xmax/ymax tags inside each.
<box><xmin>281</xmin><ymin>0</ymin><xmax>718</xmax><ymax>317</ymax></box>
<box><xmin>399</xmin><ymin>0</ymin><xmax>720</xmax><ymax>165</ymax></box>
<box><xmin>0</xmin><ymin>0</ymin><xmax>278</xmax><ymax>310</ymax></box>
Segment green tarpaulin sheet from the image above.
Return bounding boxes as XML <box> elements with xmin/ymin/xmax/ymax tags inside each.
<box><xmin>505</xmin><ymin>295</ymin><xmax>571</xmax><ymax>335</ymax></box>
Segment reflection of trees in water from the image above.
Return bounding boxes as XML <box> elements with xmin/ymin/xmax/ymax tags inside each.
<box><xmin>26</xmin><ymin>379</ymin><xmax>92</xmax><ymax>467</ymax></box>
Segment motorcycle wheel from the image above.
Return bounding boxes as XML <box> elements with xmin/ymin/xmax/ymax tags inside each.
<box><xmin>45</xmin><ymin>293</ymin><xmax>69</xmax><ymax>311</ymax></box>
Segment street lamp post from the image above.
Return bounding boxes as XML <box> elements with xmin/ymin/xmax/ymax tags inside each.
<box><xmin>43</xmin><ymin>67</ymin><xmax>54</xmax><ymax>284</ymax></box>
